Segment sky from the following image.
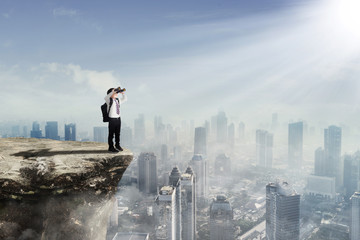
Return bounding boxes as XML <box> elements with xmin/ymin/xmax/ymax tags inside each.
<box><xmin>1</xmin><ymin>0</ymin><xmax>360</xmax><ymax>131</ymax></box>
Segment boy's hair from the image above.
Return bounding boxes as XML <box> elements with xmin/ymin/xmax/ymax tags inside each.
<box><xmin>107</xmin><ymin>88</ymin><xmax>114</xmax><ymax>94</ymax></box>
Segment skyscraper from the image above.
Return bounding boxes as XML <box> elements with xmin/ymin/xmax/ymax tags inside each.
<box><xmin>344</xmin><ymin>154</ymin><xmax>360</xmax><ymax>200</ymax></box>
<box><xmin>93</xmin><ymin>126</ymin><xmax>107</xmax><ymax>143</ymax></box>
<box><xmin>314</xmin><ymin>147</ymin><xmax>326</xmax><ymax>176</ymax></box>
<box><xmin>266</xmin><ymin>182</ymin><xmax>300</xmax><ymax>240</ymax></box>
<box><xmin>180</xmin><ymin>167</ymin><xmax>196</xmax><ymax>240</ymax></box>
<box><xmin>288</xmin><ymin>122</ymin><xmax>303</xmax><ymax>169</ymax></box>
<box><xmin>194</xmin><ymin>127</ymin><xmax>206</xmax><ymax>156</ymax></box>
<box><xmin>209</xmin><ymin>195</ymin><xmax>233</xmax><ymax>240</ymax></box>
<box><xmin>216</xmin><ymin>111</ymin><xmax>227</xmax><ymax>143</ymax></box>
<box><xmin>138</xmin><ymin>152</ymin><xmax>158</xmax><ymax>194</ymax></box>
<box><xmin>45</xmin><ymin>121</ymin><xmax>60</xmax><ymax>140</ymax></box>
<box><xmin>64</xmin><ymin>123</ymin><xmax>76</xmax><ymax>141</ymax></box>
<box><xmin>30</xmin><ymin>121</ymin><xmax>42</xmax><ymax>138</ymax></box>
<box><xmin>351</xmin><ymin>192</ymin><xmax>360</xmax><ymax>240</ymax></box>
<box><xmin>134</xmin><ymin>114</ymin><xmax>145</xmax><ymax>145</ymax></box>
<box><xmin>155</xmin><ymin>186</ymin><xmax>177</xmax><ymax>240</ymax></box>
<box><xmin>190</xmin><ymin>154</ymin><xmax>207</xmax><ymax>201</ymax></box>
<box><xmin>324</xmin><ymin>125</ymin><xmax>342</xmax><ymax>186</ymax></box>
<box><xmin>169</xmin><ymin>167</ymin><xmax>182</xmax><ymax>240</ymax></box>
<box><xmin>256</xmin><ymin>130</ymin><xmax>273</xmax><ymax>168</ymax></box>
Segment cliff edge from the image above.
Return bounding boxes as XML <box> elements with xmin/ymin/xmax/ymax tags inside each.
<box><xmin>0</xmin><ymin>138</ymin><xmax>133</xmax><ymax>240</ymax></box>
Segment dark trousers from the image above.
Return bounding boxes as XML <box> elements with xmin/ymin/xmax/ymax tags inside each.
<box><xmin>108</xmin><ymin>117</ymin><xmax>121</xmax><ymax>147</ymax></box>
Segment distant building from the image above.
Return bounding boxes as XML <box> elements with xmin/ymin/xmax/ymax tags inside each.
<box><xmin>324</xmin><ymin>125</ymin><xmax>342</xmax><ymax>187</ymax></box>
<box><xmin>194</xmin><ymin>127</ymin><xmax>207</xmax><ymax>156</ymax></box>
<box><xmin>138</xmin><ymin>152</ymin><xmax>158</xmax><ymax>194</ymax></box>
<box><xmin>112</xmin><ymin>232</ymin><xmax>149</xmax><ymax>240</ymax></box>
<box><xmin>180</xmin><ymin>167</ymin><xmax>196</xmax><ymax>240</ymax></box>
<box><xmin>344</xmin><ymin>154</ymin><xmax>360</xmax><ymax>200</ymax></box>
<box><xmin>155</xmin><ymin>186</ymin><xmax>177</xmax><ymax>240</ymax></box>
<box><xmin>190</xmin><ymin>154</ymin><xmax>207</xmax><ymax>201</ymax></box>
<box><xmin>256</xmin><ymin>130</ymin><xmax>273</xmax><ymax>168</ymax></box>
<box><xmin>288</xmin><ymin>122</ymin><xmax>303</xmax><ymax>169</ymax></box>
<box><xmin>214</xmin><ymin>153</ymin><xmax>231</xmax><ymax>177</ymax></box>
<box><xmin>93</xmin><ymin>127</ymin><xmax>107</xmax><ymax>143</ymax></box>
<box><xmin>266</xmin><ymin>182</ymin><xmax>300</xmax><ymax>240</ymax></box>
<box><xmin>209</xmin><ymin>195</ymin><xmax>233</xmax><ymax>240</ymax></box>
<box><xmin>121</xmin><ymin>126</ymin><xmax>133</xmax><ymax>148</ymax></box>
<box><xmin>314</xmin><ymin>147</ymin><xmax>326</xmax><ymax>176</ymax></box>
<box><xmin>45</xmin><ymin>121</ymin><xmax>60</xmax><ymax>140</ymax></box>
<box><xmin>64</xmin><ymin>123</ymin><xmax>76</xmax><ymax>141</ymax></box>
<box><xmin>30</xmin><ymin>121</ymin><xmax>42</xmax><ymax>138</ymax></box>
<box><xmin>216</xmin><ymin>111</ymin><xmax>227</xmax><ymax>143</ymax></box>
<box><xmin>306</xmin><ymin>175</ymin><xmax>336</xmax><ymax>200</ymax></box>
<box><xmin>134</xmin><ymin>114</ymin><xmax>146</xmax><ymax>145</ymax></box>
<box><xmin>351</xmin><ymin>192</ymin><xmax>360</xmax><ymax>240</ymax></box>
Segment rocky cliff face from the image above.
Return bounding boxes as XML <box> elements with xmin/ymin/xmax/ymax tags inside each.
<box><xmin>0</xmin><ymin>138</ymin><xmax>133</xmax><ymax>240</ymax></box>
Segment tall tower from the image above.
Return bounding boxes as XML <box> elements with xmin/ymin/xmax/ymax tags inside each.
<box><xmin>314</xmin><ymin>147</ymin><xmax>326</xmax><ymax>176</ymax></box>
<box><xmin>324</xmin><ymin>125</ymin><xmax>342</xmax><ymax>186</ymax></box>
<box><xmin>288</xmin><ymin>122</ymin><xmax>303</xmax><ymax>169</ymax></box>
<box><xmin>216</xmin><ymin>111</ymin><xmax>227</xmax><ymax>143</ymax></box>
<box><xmin>134</xmin><ymin>114</ymin><xmax>146</xmax><ymax>145</ymax></box>
<box><xmin>181</xmin><ymin>167</ymin><xmax>196</xmax><ymax>240</ymax></box>
<box><xmin>351</xmin><ymin>192</ymin><xmax>360</xmax><ymax>240</ymax></box>
<box><xmin>209</xmin><ymin>195</ymin><xmax>233</xmax><ymax>240</ymax></box>
<box><xmin>155</xmin><ymin>186</ymin><xmax>177</xmax><ymax>240</ymax></box>
<box><xmin>256</xmin><ymin>130</ymin><xmax>273</xmax><ymax>168</ymax></box>
<box><xmin>64</xmin><ymin>123</ymin><xmax>76</xmax><ymax>141</ymax></box>
<box><xmin>138</xmin><ymin>152</ymin><xmax>158</xmax><ymax>194</ymax></box>
<box><xmin>190</xmin><ymin>154</ymin><xmax>207</xmax><ymax>201</ymax></box>
<box><xmin>344</xmin><ymin>154</ymin><xmax>360</xmax><ymax>200</ymax></box>
<box><xmin>194</xmin><ymin>127</ymin><xmax>207</xmax><ymax>156</ymax></box>
<box><xmin>45</xmin><ymin>121</ymin><xmax>60</xmax><ymax>140</ymax></box>
<box><xmin>266</xmin><ymin>182</ymin><xmax>300</xmax><ymax>240</ymax></box>
<box><xmin>169</xmin><ymin>167</ymin><xmax>182</xmax><ymax>240</ymax></box>
<box><xmin>30</xmin><ymin>121</ymin><xmax>42</xmax><ymax>138</ymax></box>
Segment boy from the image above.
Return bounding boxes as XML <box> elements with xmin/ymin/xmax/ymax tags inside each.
<box><xmin>104</xmin><ymin>87</ymin><xmax>127</xmax><ymax>152</ymax></box>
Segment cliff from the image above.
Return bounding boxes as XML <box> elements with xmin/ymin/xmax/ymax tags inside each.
<box><xmin>0</xmin><ymin>138</ymin><xmax>133</xmax><ymax>240</ymax></box>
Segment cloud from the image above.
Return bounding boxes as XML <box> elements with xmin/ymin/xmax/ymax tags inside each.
<box><xmin>53</xmin><ymin>7</ymin><xmax>78</xmax><ymax>17</ymax></box>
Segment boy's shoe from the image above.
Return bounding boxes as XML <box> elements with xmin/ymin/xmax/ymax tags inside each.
<box><xmin>115</xmin><ymin>145</ymin><xmax>123</xmax><ymax>151</ymax></box>
<box><xmin>108</xmin><ymin>147</ymin><xmax>119</xmax><ymax>153</ymax></box>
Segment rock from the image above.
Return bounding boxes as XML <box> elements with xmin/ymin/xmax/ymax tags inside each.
<box><xmin>0</xmin><ymin>138</ymin><xmax>133</xmax><ymax>240</ymax></box>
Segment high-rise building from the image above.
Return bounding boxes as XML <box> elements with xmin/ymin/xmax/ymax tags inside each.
<box><xmin>256</xmin><ymin>130</ymin><xmax>273</xmax><ymax>168</ymax></box>
<box><xmin>351</xmin><ymin>192</ymin><xmax>360</xmax><ymax>240</ymax></box>
<box><xmin>214</xmin><ymin>154</ymin><xmax>231</xmax><ymax>177</ymax></box>
<box><xmin>216</xmin><ymin>111</ymin><xmax>227</xmax><ymax>143</ymax></box>
<box><xmin>30</xmin><ymin>121</ymin><xmax>42</xmax><ymax>138</ymax></box>
<box><xmin>324</xmin><ymin>125</ymin><xmax>342</xmax><ymax>186</ymax></box>
<box><xmin>93</xmin><ymin>127</ymin><xmax>107</xmax><ymax>143</ymax></box>
<box><xmin>134</xmin><ymin>114</ymin><xmax>145</xmax><ymax>145</ymax></box>
<box><xmin>306</xmin><ymin>175</ymin><xmax>336</xmax><ymax>200</ymax></box>
<box><xmin>180</xmin><ymin>167</ymin><xmax>196</xmax><ymax>240</ymax></box>
<box><xmin>64</xmin><ymin>123</ymin><xmax>76</xmax><ymax>141</ymax></box>
<box><xmin>121</xmin><ymin>126</ymin><xmax>133</xmax><ymax>148</ymax></box>
<box><xmin>155</xmin><ymin>186</ymin><xmax>177</xmax><ymax>240</ymax></box>
<box><xmin>169</xmin><ymin>167</ymin><xmax>182</xmax><ymax>240</ymax></box>
<box><xmin>138</xmin><ymin>152</ymin><xmax>158</xmax><ymax>194</ymax></box>
<box><xmin>344</xmin><ymin>154</ymin><xmax>360</xmax><ymax>200</ymax></box>
<box><xmin>209</xmin><ymin>195</ymin><xmax>233</xmax><ymax>240</ymax></box>
<box><xmin>228</xmin><ymin>123</ymin><xmax>235</xmax><ymax>147</ymax></box>
<box><xmin>190</xmin><ymin>154</ymin><xmax>207</xmax><ymax>201</ymax></box>
<box><xmin>238</xmin><ymin>122</ymin><xmax>245</xmax><ymax>141</ymax></box>
<box><xmin>45</xmin><ymin>121</ymin><xmax>60</xmax><ymax>140</ymax></box>
<box><xmin>194</xmin><ymin>127</ymin><xmax>206</xmax><ymax>156</ymax></box>
<box><xmin>288</xmin><ymin>122</ymin><xmax>303</xmax><ymax>169</ymax></box>
<box><xmin>266</xmin><ymin>182</ymin><xmax>300</xmax><ymax>240</ymax></box>
<box><xmin>314</xmin><ymin>147</ymin><xmax>326</xmax><ymax>176</ymax></box>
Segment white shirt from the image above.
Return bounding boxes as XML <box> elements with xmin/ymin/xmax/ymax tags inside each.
<box><xmin>104</xmin><ymin>90</ymin><xmax>127</xmax><ymax>118</ymax></box>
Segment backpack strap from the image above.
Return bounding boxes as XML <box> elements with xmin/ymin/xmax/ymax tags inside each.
<box><xmin>108</xmin><ymin>98</ymin><xmax>113</xmax><ymax>114</ymax></box>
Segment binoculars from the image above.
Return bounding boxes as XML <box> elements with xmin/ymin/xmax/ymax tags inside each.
<box><xmin>115</xmin><ymin>87</ymin><xmax>126</xmax><ymax>93</ymax></box>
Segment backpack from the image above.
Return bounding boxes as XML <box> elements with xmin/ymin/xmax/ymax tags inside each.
<box><xmin>101</xmin><ymin>98</ymin><xmax>113</xmax><ymax>122</ymax></box>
